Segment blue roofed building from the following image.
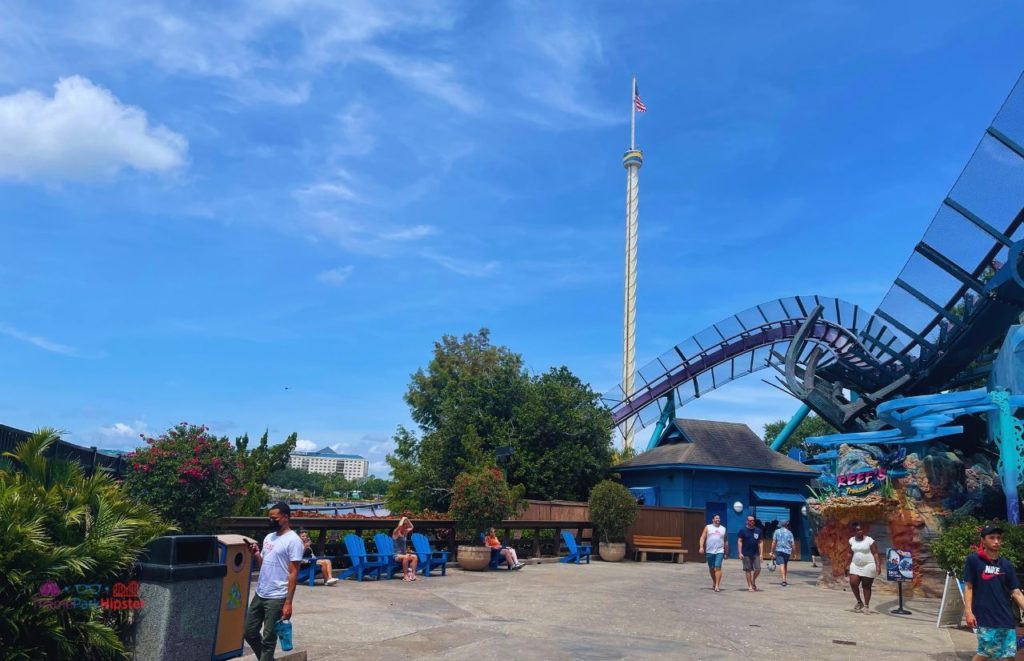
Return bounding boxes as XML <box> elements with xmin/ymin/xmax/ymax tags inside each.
<box><xmin>615</xmin><ymin>418</ymin><xmax>818</xmax><ymax>559</ymax></box>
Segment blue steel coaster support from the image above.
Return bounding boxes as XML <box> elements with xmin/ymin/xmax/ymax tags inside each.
<box><xmin>990</xmin><ymin>390</ymin><xmax>1024</xmax><ymax>525</ymax></box>
<box><xmin>646</xmin><ymin>391</ymin><xmax>676</xmax><ymax>451</ymax></box>
<box><xmin>770</xmin><ymin>403</ymin><xmax>811</xmax><ymax>451</ymax></box>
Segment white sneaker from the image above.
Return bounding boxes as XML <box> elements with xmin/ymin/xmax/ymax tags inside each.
<box><xmin>325</xmin><ymin>578</ymin><xmax>338</xmax><ymax>586</ymax></box>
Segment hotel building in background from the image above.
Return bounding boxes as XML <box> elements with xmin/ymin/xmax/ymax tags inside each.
<box><xmin>288</xmin><ymin>447</ymin><xmax>369</xmax><ymax>478</ymax></box>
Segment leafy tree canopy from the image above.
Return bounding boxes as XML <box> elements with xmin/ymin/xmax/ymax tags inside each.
<box><xmin>762</xmin><ymin>413</ymin><xmax>836</xmax><ymax>454</ymax></box>
<box><xmin>386</xmin><ymin>329</ymin><xmax>612</xmax><ymax>511</ymax></box>
<box><xmin>124</xmin><ymin>423</ymin><xmax>296</xmax><ymax>532</ymax></box>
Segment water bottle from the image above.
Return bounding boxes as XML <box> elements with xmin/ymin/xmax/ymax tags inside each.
<box><xmin>275</xmin><ymin>619</ymin><xmax>293</xmax><ymax>651</ymax></box>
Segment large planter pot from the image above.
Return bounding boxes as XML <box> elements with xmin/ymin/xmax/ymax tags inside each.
<box><xmin>457</xmin><ymin>545</ymin><xmax>491</xmax><ymax>571</ymax></box>
<box><xmin>599</xmin><ymin>542</ymin><xmax>626</xmax><ymax>562</ymax></box>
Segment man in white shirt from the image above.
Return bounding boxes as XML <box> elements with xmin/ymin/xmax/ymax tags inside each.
<box><xmin>699</xmin><ymin>514</ymin><xmax>729</xmax><ymax>592</ymax></box>
<box><xmin>245</xmin><ymin>502</ymin><xmax>304</xmax><ymax>661</ymax></box>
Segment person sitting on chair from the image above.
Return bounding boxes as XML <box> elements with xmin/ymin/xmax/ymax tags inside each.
<box><xmin>392</xmin><ymin>517</ymin><xmax>419</xmax><ymax>581</ymax></box>
<box><xmin>298</xmin><ymin>529</ymin><xmax>338</xmax><ymax>585</ymax></box>
<box><xmin>485</xmin><ymin>527</ymin><xmax>524</xmax><ymax>569</ymax></box>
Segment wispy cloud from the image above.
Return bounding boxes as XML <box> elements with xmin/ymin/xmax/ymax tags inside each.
<box><xmin>316</xmin><ymin>265</ymin><xmax>354</xmax><ymax>286</ymax></box>
<box><xmin>379</xmin><ymin>225</ymin><xmax>437</xmax><ymax>241</ymax></box>
<box><xmin>0</xmin><ymin>76</ymin><xmax>187</xmax><ymax>182</ymax></box>
<box><xmin>34</xmin><ymin>2</ymin><xmax>473</xmax><ymax>111</ymax></box>
<box><xmin>503</xmin><ymin>2</ymin><xmax>617</xmax><ymax>126</ymax></box>
<box><xmin>295</xmin><ymin>438</ymin><xmax>318</xmax><ymax>452</ymax></box>
<box><xmin>0</xmin><ymin>322</ymin><xmax>79</xmax><ymax>356</ymax></box>
<box><xmin>359</xmin><ymin>47</ymin><xmax>481</xmax><ymax>114</ymax></box>
<box><xmin>420</xmin><ymin>249</ymin><xmax>499</xmax><ymax>277</ymax></box>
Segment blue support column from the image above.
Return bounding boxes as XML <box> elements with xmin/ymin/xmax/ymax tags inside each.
<box><xmin>770</xmin><ymin>403</ymin><xmax>811</xmax><ymax>451</ymax></box>
<box><xmin>991</xmin><ymin>390</ymin><xmax>1023</xmax><ymax>525</ymax></box>
<box><xmin>646</xmin><ymin>391</ymin><xmax>676</xmax><ymax>451</ymax></box>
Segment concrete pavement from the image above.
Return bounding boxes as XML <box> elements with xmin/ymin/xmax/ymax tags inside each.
<box><xmin>241</xmin><ymin>559</ymin><xmax>969</xmax><ymax>660</ymax></box>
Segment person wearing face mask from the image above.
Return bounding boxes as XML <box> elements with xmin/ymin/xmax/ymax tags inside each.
<box><xmin>245</xmin><ymin>502</ymin><xmax>304</xmax><ymax>661</ymax></box>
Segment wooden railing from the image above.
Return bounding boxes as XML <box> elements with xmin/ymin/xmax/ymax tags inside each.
<box><xmin>217</xmin><ymin>517</ymin><xmax>594</xmax><ymax>561</ymax></box>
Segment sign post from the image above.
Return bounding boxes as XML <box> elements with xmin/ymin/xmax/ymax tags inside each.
<box><xmin>887</xmin><ymin>548</ymin><xmax>913</xmax><ymax>615</ymax></box>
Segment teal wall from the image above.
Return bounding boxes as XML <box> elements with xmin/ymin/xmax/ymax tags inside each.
<box><xmin>619</xmin><ymin>467</ymin><xmax>813</xmax><ymax>560</ymax></box>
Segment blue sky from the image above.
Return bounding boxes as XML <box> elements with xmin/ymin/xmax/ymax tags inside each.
<box><xmin>1</xmin><ymin>1</ymin><xmax>1022</xmax><ymax>476</ymax></box>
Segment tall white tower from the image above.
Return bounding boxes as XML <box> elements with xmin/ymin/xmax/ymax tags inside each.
<box><xmin>621</xmin><ymin>75</ymin><xmax>644</xmax><ymax>451</ymax></box>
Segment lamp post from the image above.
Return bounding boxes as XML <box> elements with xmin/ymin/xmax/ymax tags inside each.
<box><xmin>495</xmin><ymin>446</ymin><xmax>514</xmax><ymax>479</ymax></box>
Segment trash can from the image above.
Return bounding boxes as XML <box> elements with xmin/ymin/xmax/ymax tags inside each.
<box><xmin>213</xmin><ymin>535</ymin><xmax>255</xmax><ymax>660</ymax></box>
<box><xmin>132</xmin><ymin>535</ymin><xmax>227</xmax><ymax>661</ymax></box>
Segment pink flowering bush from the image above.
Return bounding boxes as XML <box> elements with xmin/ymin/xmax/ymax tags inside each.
<box><xmin>124</xmin><ymin>423</ymin><xmax>242</xmax><ymax>534</ymax></box>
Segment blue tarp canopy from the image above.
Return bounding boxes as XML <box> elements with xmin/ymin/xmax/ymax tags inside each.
<box><xmin>751</xmin><ymin>488</ymin><xmax>807</xmax><ymax>505</ymax></box>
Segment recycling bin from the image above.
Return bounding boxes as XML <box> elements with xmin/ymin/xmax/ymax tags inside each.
<box><xmin>213</xmin><ymin>535</ymin><xmax>255</xmax><ymax>660</ymax></box>
<box><xmin>132</xmin><ymin>535</ymin><xmax>227</xmax><ymax>661</ymax></box>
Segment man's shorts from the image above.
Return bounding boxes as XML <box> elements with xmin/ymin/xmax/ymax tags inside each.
<box><xmin>977</xmin><ymin>627</ymin><xmax>1016</xmax><ymax>659</ymax></box>
<box><xmin>775</xmin><ymin>552</ymin><xmax>790</xmax><ymax>567</ymax></box>
<box><xmin>742</xmin><ymin>555</ymin><xmax>760</xmax><ymax>572</ymax></box>
<box><xmin>706</xmin><ymin>552</ymin><xmax>724</xmax><ymax>569</ymax></box>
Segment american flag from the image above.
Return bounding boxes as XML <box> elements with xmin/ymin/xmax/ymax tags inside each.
<box><xmin>634</xmin><ymin>83</ymin><xmax>647</xmax><ymax>113</ymax></box>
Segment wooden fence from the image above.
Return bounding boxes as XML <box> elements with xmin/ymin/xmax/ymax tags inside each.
<box><xmin>516</xmin><ymin>499</ymin><xmax>589</xmax><ymax>521</ymax></box>
<box><xmin>625</xmin><ymin>506</ymin><xmax>707</xmax><ymax>561</ymax></box>
<box><xmin>217</xmin><ymin>516</ymin><xmax>594</xmax><ymax>561</ymax></box>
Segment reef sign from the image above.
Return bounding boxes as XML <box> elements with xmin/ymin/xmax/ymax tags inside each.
<box><xmin>837</xmin><ymin>466</ymin><xmax>887</xmax><ymax>495</ymax></box>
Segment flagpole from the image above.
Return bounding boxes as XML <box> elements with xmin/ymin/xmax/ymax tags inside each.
<box><xmin>630</xmin><ymin>75</ymin><xmax>636</xmax><ymax>150</ymax></box>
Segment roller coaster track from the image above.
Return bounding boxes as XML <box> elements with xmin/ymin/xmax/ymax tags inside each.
<box><xmin>606</xmin><ymin>72</ymin><xmax>1024</xmax><ymax>433</ymax></box>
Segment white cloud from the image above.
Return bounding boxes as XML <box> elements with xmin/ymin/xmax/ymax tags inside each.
<box><xmin>295</xmin><ymin>438</ymin><xmax>318</xmax><ymax>452</ymax></box>
<box><xmin>359</xmin><ymin>47</ymin><xmax>481</xmax><ymax>113</ymax></box>
<box><xmin>420</xmin><ymin>249</ymin><xmax>499</xmax><ymax>277</ymax></box>
<box><xmin>0</xmin><ymin>322</ymin><xmax>79</xmax><ymax>355</ymax></box>
<box><xmin>316</xmin><ymin>265</ymin><xmax>354</xmax><ymax>286</ymax></box>
<box><xmin>0</xmin><ymin>76</ymin><xmax>187</xmax><ymax>182</ymax></box>
<box><xmin>379</xmin><ymin>225</ymin><xmax>437</xmax><ymax>241</ymax></box>
<box><xmin>97</xmin><ymin>420</ymin><xmax>149</xmax><ymax>445</ymax></box>
<box><xmin>504</xmin><ymin>3</ymin><xmax>617</xmax><ymax>126</ymax></box>
<box><xmin>333</xmin><ymin>101</ymin><xmax>376</xmax><ymax>156</ymax></box>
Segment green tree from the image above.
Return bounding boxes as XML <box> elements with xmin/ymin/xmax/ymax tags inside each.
<box><xmin>0</xmin><ymin>429</ymin><xmax>170</xmax><ymax>660</ymax></box>
<box><xmin>355</xmin><ymin>475</ymin><xmax>390</xmax><ymax>498</ymax></box>
<box><xmin>266</xmin><ymin>467</ymin><xmax>321</xmax><ymax>493</ymax></box>
<box><xmin>233</xmin><ymin>430</ymin><xmax>297</xmax><ymax>515</ymax></box>
<box><xmin>386</xmin><ymin>330</ymin><xmax>612</xmax><ymax>511</ymax></box>
<box><xmin>507</xmin><ymin>367</ymin><xmax>613</xmax><ymax>501</ymax></box>
<box><xmin>762</xmin><ymin>414</ymin><xmax>836</xmax><ymax>454</ymax></box>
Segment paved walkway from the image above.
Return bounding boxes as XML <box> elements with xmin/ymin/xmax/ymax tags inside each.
<box><xmin>242</xmin><ymin>560</ymin><xmax>969</xmax><ymax>660</ymax></box>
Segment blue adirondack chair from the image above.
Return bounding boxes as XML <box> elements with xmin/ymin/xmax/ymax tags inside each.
<box><xmin>372</xmin><ymin>533</ymin><xmax>401</xmax><ymax>580</ymax></box>
<box><xmin>296</xmin><ymin>557</ymin><xmax>324</xmax><ymax>586</ymax></box>
<box><xmin>559</xmin><ymin>530</ymin><xmax>592</xmax><ymax>564</ymax></box>
<box><xmin>411</xmin><ymin>532</ymin><xmax>448</xmax><ymax>577</ymax></box>
<box><xmin>481</xmin><ymin>532</ymin><xmax>513</xmax><ymax>570</ymax></box>
<box><xmin>339</xmin><ymin>534</ymin><xmax>388</xmax><ymax>581</ymax></box>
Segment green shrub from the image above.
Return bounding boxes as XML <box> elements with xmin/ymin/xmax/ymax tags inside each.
<box><xmin>448</xmin><ymin>467</ymin><xmax>524</xmax><ymax>537</ymax></box>
<box><xmin>123</xmin><ymin>423</ymin><xmax>241</xmax><ymax>534</ymax></box>
<box><xmin>0</xmin><ymin>429</ymin><xmax>170</xmax><ymax>660</ymax></box>
<box><xmin>932</xmin><ymin>516</ymin><xmax>1024</xmax><ymax>575</ymax></box>
<box><xmin>588</xmin><ymin>480</ymin><xmax>639</xmax><ymax>543</ymax></box>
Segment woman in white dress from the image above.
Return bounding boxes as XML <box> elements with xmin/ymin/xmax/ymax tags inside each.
<box><xmin>848</xmin><ymin>522</ymin><xmax>882</xmax><ymax>613</ymax></box>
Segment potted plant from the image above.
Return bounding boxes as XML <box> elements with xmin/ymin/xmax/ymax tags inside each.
<box><xmin>588</xmin><ymin>480</ymin><xmax>639</xmax><ymax>562</ymax></box>
<box><xmin>448</xmin><ymin>466</ymin><xmax>522</xmax><ymax>570</ymax></box>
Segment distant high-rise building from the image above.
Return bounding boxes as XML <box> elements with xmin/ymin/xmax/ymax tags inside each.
<box><xmin>288</xmin><ymin>447</ymin><xmax>368</xmax><ymax>478</ymax></box>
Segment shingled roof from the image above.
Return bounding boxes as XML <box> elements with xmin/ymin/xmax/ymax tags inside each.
<box><xmin>615</xmin><ymin>418</ymin><xmax>818</xmax><ymax>475</ymax></box>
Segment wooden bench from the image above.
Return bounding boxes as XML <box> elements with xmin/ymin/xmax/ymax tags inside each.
<box><xmin>632</xmin><ymin>535</ymin><xmax>687</xmax><ymax>563</ymax></box>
